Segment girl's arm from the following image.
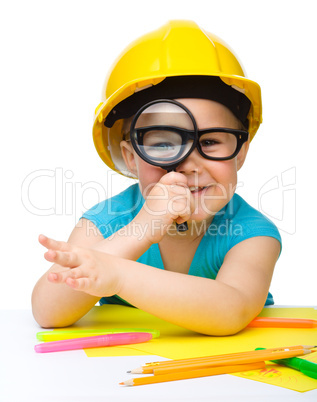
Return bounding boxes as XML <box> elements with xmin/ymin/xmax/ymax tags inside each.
<box><xmin>32</xmin><ymin>174</ymin><xmax>192</xmax><ymax>328</ymax></box>
<box><xmin>39</xmin><ymin>234</ymin><xmax>280</xmax><ymax>335</ymax></box>
<box><xmin>31</xmin><ymin>216</ymin><xmax>154</xmax><ymax>328</ymax></box>
<box><xmin>32</xmin><ymin>219</ymin><xmax>102</xmax><ymax>328</ymax></box>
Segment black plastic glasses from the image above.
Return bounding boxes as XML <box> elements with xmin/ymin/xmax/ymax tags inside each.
<box><xmin>130</xmin><ymin>99</ymin><xmax>249</xmax><ymax>171</ymax></box>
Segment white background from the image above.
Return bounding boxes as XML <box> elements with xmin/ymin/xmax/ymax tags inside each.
<box><xmin>1</xmin><ymin>0</ymin><xmax>316</xmax><ymax>310</ymax></box>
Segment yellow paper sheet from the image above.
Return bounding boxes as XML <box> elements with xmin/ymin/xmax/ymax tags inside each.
<box><xmin>55</xmin><ymin>305</ymin><xmax>317</xmax><ymax>392</ymax></box>
<box><xmin>233</xmin><ymin>352</ymin><xmax>317</xmax><ymax>392</ymax></box>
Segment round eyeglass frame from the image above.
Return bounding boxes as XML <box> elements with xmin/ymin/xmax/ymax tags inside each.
<box><xmin>130</xmin><ymin>99</ymin><xmax>249</xmax><ymax>171</ymax></box>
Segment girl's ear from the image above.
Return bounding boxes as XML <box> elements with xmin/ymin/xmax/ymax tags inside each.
<box><xmin>120</xmin><ymin>141</ymin><xmax>138</xmax><ymax>177</ymax></box>
<box><xmin>236</xmin><ymin>140</ymin><xmax>250</xmax><ymax>171</ymax></box>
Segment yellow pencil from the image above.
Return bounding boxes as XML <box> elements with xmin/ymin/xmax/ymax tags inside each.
<box><xmin>152</xmin><ymin>348</ymin><xmax>311</xmax><ymax>376</ymax></box>
<box><xmin>131</xmin><ymin>345</ymin><xmax>313</xmax><ymax>374</ymax></box>
<box><xmin>120</xmin><ymin>362</ymin><xmax>265</xmax><ymax>386</ymax></box>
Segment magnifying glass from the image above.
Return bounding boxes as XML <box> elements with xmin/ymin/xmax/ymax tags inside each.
<box><xmin>130</xmin><ymin>99</ymin><xmax>198</xmax><ymax>232</ymax></box>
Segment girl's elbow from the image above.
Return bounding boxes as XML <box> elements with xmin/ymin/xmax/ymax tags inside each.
<box><xmin>204</xmin><ymin>299</ymin><xmax>258</xmax><ymax>336</ymax></box>
<box><xmin>32</xmin><ymin>309</ymin><xmax>76</xmax><ymax>328</ymax></box>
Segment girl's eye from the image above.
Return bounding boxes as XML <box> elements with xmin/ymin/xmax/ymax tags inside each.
<box><xmin>200</xmin><ymin>139</ymin><xmax>219</xmax><ymax>147</ymax></box>
<box><xmin>150</xmin><ymin>142</ymin><xmax>175</xmax><ymax>150</ymax></box>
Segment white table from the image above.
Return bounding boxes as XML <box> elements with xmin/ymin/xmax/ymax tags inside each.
<box><xmin>1</xmin><ymin>309</ymin><xmax>316</xmax><ymax>402</ymax></box>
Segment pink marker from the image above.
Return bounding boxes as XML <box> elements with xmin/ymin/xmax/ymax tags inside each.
<box><xmin>34</xmin><ymin>332</ymin><xmax>152</xmax><ymax>353</ymax></box>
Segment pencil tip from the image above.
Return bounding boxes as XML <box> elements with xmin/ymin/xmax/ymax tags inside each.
<box><xmin>130</xmin><ymin>367</ymin><xmax>143</xmax><ymax>374</ymax></box>
<box><xmin>127</xmin><ymin>371</ymin><xmax>131</xmax><ymax>373</ymax></box>
<box><xmin>119</xmin><ymin>379</ymin><xmax>133</xmax><ymax>386</ymax></box>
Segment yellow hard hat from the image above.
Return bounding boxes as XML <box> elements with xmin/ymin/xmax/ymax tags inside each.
<box><xmin>93</xmin><ymin>20</ymin><xmax>262</xmax><ymax>176</ymax></box>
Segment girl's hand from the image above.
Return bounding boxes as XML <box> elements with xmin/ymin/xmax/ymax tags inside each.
<box><xmin>39</xmin><ymin>235</ymin><xmax>122</xmax><ymax>298</ymax></box>
<box><xmin>137</xmin><ymin>172</ymin><xmax>194</xmax><ymax>243</ymax></box>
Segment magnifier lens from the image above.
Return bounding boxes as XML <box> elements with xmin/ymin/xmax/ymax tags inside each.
<box><xmin>131</xmin><ymin>101</ymin><xmax>196</xmax><ymax>168</ymax></box>
<box><xmin>142</xmin><ymin>130</ymin><xmax>182</xmax><ymax>159</ymax></box>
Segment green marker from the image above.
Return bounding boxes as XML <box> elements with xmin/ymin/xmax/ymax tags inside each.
<box><xmin>270</xmin><ymin>357</ymin><xmax>317</xmax><ymax>380</ymax></box>
<box><xmin>37</xmin><ymin>328</ymin><xmax>160</xmax><ymax>342</ymax></box>
<box><xmin>256</xmin><ymin>348</ymin><xmax>317</xmax><ymax>380</ymax></box>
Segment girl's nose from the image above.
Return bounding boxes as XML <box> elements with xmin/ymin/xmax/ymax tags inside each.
<box><xmin>175</xmin><ymin>148</ymin><xmax>202</xmax><ymax>174</ymax></box>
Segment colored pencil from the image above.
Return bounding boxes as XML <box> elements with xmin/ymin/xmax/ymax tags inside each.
<box><xmin>256</xmin><ymin>348</ymin><xmax>317</xmax><ymax>380</ymax></box>
<box><xmin>151</xmin><ymin>348</ymin><xmax>311</xmax><ymax>376</ymax></box>
<box><xmin>130</xmin><ymin>345</ymin><xmax>314</xmax><ymax>374</ymax></box>
<box><xmin>120</xmin><ymin>362</ymin><xmax>265</xmax><ymax>386</ymax></box>
<box><xmin>247</xmin><ymin>317</ymin><xmax>317</xmax><ymax>328</ymax></box>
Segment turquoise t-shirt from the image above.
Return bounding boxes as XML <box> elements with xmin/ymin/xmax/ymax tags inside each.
<box><xmin>82</xmin><ymin>183</ymin><xmax>282</xmax><ymax>306</ymax></box>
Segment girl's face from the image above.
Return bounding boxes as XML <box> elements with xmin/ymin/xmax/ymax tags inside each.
<box><xmin>121</xmin><ymin>99</ymin><xmax>249</xmax><ymax>224</ymax></box>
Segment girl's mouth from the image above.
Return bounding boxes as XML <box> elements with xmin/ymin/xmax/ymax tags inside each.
<box><xmin>188</xmin><ymin>186</ymin><xmax>208</xmax><ymax>194</ymax></box>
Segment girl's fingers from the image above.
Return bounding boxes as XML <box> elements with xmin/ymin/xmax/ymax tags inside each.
<box><xmin>47</xmin><ymin>270</ymin><xmax>71</xmax><ymax>283</ymax></box>
<box><xmin>160</xmin><ymin>171</ymin><xmax>188</xmax><ymax>186</ymax></box>
<box><xmin>65</xmin><ymin>277</ymin><xmax>91</xmax><ymax>291</ymax></box>
<box><xmin>48</xmin><ymin>267</ymin><xmax>86</xmax><ymax>284</ymax></box>
<box><xmin>39</xmin><ymin>234</ymin><xmax>72</xmax><ymax>253</ymax></box>
<box><xmin>44</xmin><ymin>249</ymin><xmax>82</xmax><ymax>268</ymax></box>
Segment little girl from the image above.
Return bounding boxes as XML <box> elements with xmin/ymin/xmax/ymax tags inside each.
<box><xmin>32</xmin><ymin>20</ymin><xmax>281</xmax><ymax>335</ymax></box>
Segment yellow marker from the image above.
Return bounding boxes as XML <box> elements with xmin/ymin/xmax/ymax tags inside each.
<box><xmin>37</xmin><ymin>328</ymin><xmax>160</xmax><ymax>342</ymax></box>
